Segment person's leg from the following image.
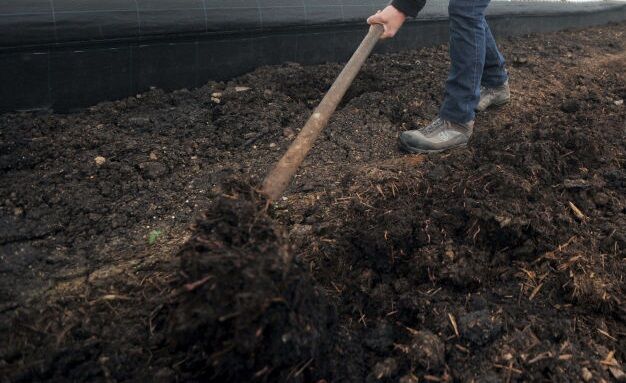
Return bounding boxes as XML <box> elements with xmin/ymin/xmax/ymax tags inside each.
<box><xmin>439</xmin><ymin>0</ymin><xmax>492</xmax><ymax>124</ymax></box>
<box><xmin>481</xmin><ymin>18</ymin><xmax>508</xmax><ymax>87</ymax></box>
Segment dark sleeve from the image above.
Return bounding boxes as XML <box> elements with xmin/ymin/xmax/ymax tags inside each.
<box><xmin>390</xmin><ymin>0</ymin><xmax>427</xmax><ymax>17</ymax></box>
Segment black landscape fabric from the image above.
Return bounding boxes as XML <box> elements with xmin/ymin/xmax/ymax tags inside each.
<box><xmin>0</xmin><ymin>1</ymin><xmax>625</xmax><ymax>113</ymax></box>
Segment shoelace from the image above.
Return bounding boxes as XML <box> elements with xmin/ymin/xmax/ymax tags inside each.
<box><xmin>420</xmin><ymin>117</ymin><xmax>445</xmax><ymax>135</ymax></box>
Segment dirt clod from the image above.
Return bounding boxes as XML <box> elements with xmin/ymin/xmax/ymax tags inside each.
<box><xmin>169</xmin><ymin>182</ymin><xmax>331</xmax><ymax>381</ymax></box>
<box><xmin>458</xmin><ymin>310</ymin><xmax>503</xmax><ymax>346</ymax></box>
<box><xmin>406</xmin><ymin>331</ymin><xmax>445</xmax><ymax>371</ymax></box>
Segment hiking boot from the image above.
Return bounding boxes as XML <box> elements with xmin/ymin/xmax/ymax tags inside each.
<box><xmin>399</xmin><ymin>117</ymin><xmax>474</xmax><ymax>153</ymax></box>
<box><xmin>476</xmin><ymin>81</ymin><xmax>510</xmax><ymax>112</ymax></box>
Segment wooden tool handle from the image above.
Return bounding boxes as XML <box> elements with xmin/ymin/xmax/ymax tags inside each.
<box><xmin>261</xmin><ymin>24</ymin><xmax>384</xmax><ymax>201</ymax></box>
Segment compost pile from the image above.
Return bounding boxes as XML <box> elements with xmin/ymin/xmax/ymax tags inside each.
<box><xmin>1</xmin><ymin>23</ymin><xmax>625</xmax><ymax>382</ymax></box>
<box><xmin>169</xmin><ymin>182</ymin><xmax>332</xmax><ymax>382</ymax></box>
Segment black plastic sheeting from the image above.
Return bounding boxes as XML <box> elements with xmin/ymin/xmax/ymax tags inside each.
<box><xmin>1</xmin><ymin>1</ymin><xmax>625</xmax><ymax>112</ymax></box>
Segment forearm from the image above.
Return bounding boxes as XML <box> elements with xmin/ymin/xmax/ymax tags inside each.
<box><xmin>390</xmin><ymin>0</ymin><xmax>427</xmax><ymax>17</ymax></box>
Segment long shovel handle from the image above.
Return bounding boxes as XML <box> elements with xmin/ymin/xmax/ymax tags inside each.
<box><xmin>261</xmin><ymin>24</ymin><xmax>384</xmax><ymax>201</ymax></box>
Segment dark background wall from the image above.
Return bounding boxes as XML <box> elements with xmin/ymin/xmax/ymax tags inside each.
<box><xmin>1</xmin><ymin>0</ymin><xmax>625</xmax><ymax>113</ymax></box>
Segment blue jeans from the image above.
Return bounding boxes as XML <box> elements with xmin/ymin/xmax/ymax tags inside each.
<box><xmin>439</xmin><ymin>0</ymin><xmax>508</xmax><ymax>124</ymax></box>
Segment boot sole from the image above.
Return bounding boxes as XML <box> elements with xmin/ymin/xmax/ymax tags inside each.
<box><xmin>475</xmin><ymin>97</ymin><xmax>510</xmax><ymax>112</ymax></box>
<box><xmin>398</xmin><ymin>137</ymin><xmax>468</xmax><ymax>154</ymax></box>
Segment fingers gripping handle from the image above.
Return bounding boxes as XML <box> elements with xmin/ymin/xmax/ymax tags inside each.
<box><xmin>261</xmin><ymin>24</ymin><xmax>384</xmax><ymax>201</ymax></box>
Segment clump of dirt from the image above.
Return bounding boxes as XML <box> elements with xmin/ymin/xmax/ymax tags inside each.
<box><xmin>169</xmin><ymin>181</ymin><xmax>331</xmax><ymax>382</ymax></box>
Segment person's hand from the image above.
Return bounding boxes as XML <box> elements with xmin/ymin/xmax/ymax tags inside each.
<box><xmin>367</xmin><ymin>5</ymin><xmax>407</xmax><ymax>39</ymax></box>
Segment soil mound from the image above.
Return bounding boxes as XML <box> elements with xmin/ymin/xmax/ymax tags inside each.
<box><xmin>169</xmin><ymin>182</ymin><xmax>331</xmax><ymax>382</ymax></box>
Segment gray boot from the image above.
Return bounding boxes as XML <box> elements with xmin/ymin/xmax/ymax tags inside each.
<box><xmin>476</xmin><ymin>81</ymin><xmax>510</xmax><ymax>112</ymax></box>
<box><xmin>399</xmin><ymin>118</ymin><xmax>474</xmax><ymax>154</ymax></box>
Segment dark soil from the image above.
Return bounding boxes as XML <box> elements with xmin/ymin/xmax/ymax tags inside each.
<box><xmin>1</xmin><ymin>23</ymin><xmax>625</xmax><ymax>382</ymax></box>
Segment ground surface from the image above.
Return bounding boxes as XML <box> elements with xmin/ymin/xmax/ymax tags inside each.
<box><xmin>1</xmin><ymin>23</ymin><xmax>625</xmax><ymax>382</ymax></box>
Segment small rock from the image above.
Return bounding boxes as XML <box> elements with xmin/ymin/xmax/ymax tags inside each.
<box><xmin>445</xmin><ymin>248</ymin><xmax>455</xmax><ymax>261</ymax></box>
<box><xmin>211</xmin><ymin>92</ymin><xmax>222</xmax><ymax>98</ymax></box>
<box><xmin>560</xmin><ymin>99</ymin><xmax>579</xmax><ymax>113</ymax></box>
<box><xmin>269</xmin><ymin>142</ymin><xmax>276</xmax><ymax>148</ymax></box>
<box><xmin>581</xmin><ymin>367</ymin><xmax>592</xmax><ymax>382</ymax></box>
<box><xmin>513</xmin><ymin>56</ymin><xmax>529</xmax><ymax>66</ymax></box>
<box><xmin>149</xmin><ymin>152</ymin><xmax>158</xmax><ymax>161</ymax></box>
<box><xmin>139</xmin><ymin>162</ymin><xmax>167</xmax><ymax>179</ymax></box>
<box><xmin>235</xmin><ymin>86</ymin><xmax>251</xmax><ymax>92</ymax></box>
<box><xmin>371</xmin><ymin>358</ymin><xmax>398</xmax><ymax>379</ymax></box>
<box><xmin>13</xmin><ymin>207</ymin><xmax>24</xmax><ymax>216</ymax></box>
<box><xmin>211</xmin><ymin>96</ymin><xmax>221</xmax><ymax>104</ymax></box>
<box><xmin>283</xmin><ymin>127</ymin><xmax>295</xmax><ymax>139</ymax></box>
<box><xmin>407</xmin><ymin>330</ymin><xmax>445</xmax><ymax>370</ymax></box>
<box><xmin>458</xmin><ymin>309</ymin><xmax>503</xmax><ymax>346</ymax></box>
<box><xmin>94</xmin><ymin>156</ymin><xmax>106</xmax><ymax>166</ymax></box>
<box><xmin>615</xmin><ymin>99</ymin><xmax>624</xmax><ymax>106</ymax></box>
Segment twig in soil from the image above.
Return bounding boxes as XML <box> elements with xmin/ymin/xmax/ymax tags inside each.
<box><xmin>184</xmin><ymin>275</ymin><xmax>213</xmax><ymax>291</ymax></box>
<box><xmin>493</xmin><ymin>362</ymin><xmax>522</xmax><ymax>376</ymax></box>
<box><xmin>568</xmin><ymin>201</ymin><xmax>587</xmax><ymax>221</ymax></box>
<box><xmin>472</xmin><ymin>226</ymin><xmax>481</xmax><ymax>243</ymax></box>
<box><xmin>89</xmin><ymin>294</ymin><xmax>132</xmax><ymax>305</ymax></box>
<box><xmin>455</xmin><ymin>344</ymin><xmax>470</xmax><ymax>354</ymax></box>
<box><xmin>358</xmin><ymin>310</ymin><xmax>368</xmax><ymax>327</ymax></box>
<box><xmin>528</xmin><ymin>283</ymin><xmax>544</xmax><ymax>301</ymax></box>
<box><xmin>557</xmin><ymin>254</ymin><xmax>583</xmax><ymax>271</ymax></box>
<box><xmin>534</xmin><ymin>235</ymin><xmax>577</xmax><ymax>263</ymax></box>
<box><xmin>527</xmin><ymin>351</ymin><xmax>553</xmax><ymax>364</ymax></box>
<box><xmin>601</xmin><ymin>351</ymin><xmax>620</xmax><ymax>367</ymax></box>
<box><xmin>448</xmin><ymin>313</ymin><xmax>460</xmax><ymax>338</ymax></box>
<box><xmin>292</xmin><ymin>358</ymin><xmax>314</xmax><ymax>378</ymax></box>
<box><xmin>598</xmin><ymin>329</ymin><xmax>617</xmax><ymax>342</ymax></box>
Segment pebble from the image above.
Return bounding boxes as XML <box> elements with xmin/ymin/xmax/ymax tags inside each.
<box><xmin>283</xmin><ymin>127</ymin><xmax>295</xmax><ymax>139</ymax></box>
<box><xmin>615</xmin><ymin>99</ymin><xmax>624</xmax><ymax>106</ymax></box>
<box><xmin>235</xmin><ymin>86</ymin><xmax>251</xmax><ymax>92</ymax></box>
<box><xmin>513</xmin><ymin>56</ymin><xmax>529</xmax><ymax>66</ymax></box>
<box><xmin>407</xmin><ymin>330</ymin><xmax>445</xmax><ymax>370</ymax></box>
<box><xmin>94</xmin><ymin>156</ymin><xmax>106</xmax><ymax>166</ymax></box>
<box><xmin>149</xmin><ymin>152</ymin><xmax>158</xmax><ymax>161</ymax></box>
<box><xmin>581</xmin><ymin>367</ymin><xmax>593</xmax><ymax>382</ymax></box>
